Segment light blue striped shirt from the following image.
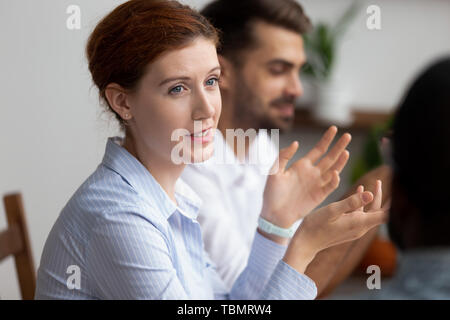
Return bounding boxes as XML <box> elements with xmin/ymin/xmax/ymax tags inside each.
<box><xmin>35</xmin><ymin>137</ymin><xmax>317</xmax><ymax>299</ymax></box>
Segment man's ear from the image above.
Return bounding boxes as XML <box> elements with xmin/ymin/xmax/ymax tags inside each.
<box><xmin>218</xmin><ymin>55</ymin><xmax>235</xmax><ymax>91</ymax></box>
<box><xmin>104</xmin><ymin>83</ymin><xmax>133</xmax><ymax>120</ymax></box>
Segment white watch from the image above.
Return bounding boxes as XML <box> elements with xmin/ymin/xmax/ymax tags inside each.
<box><xmin>257</xmin><ymin>216</ymin><xmax>297</xmax><ymax>238</ymax></box>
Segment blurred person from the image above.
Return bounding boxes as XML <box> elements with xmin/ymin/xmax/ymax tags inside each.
<box><xmin>181</xmin><ymin>0</ymin><xmax>391</xmax><ymax>296</ymax></box>
<box><xmin>34</xmin><ymin>0</ymin><xmax>387</xmax><ymax>299</ymax></box>
<box><xmin>372</xmin><ymin>57</ymin><xmax>450</xmax><ymax>299</ymax></box>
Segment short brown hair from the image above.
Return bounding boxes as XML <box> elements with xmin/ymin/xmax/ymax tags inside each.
<box><xmin>201</xmin><ymin>0</ymin><xmax>311</xmax><ymax>62</ymax></box>
<box><xmin>86</xmin><ymin>0</ymin><xmax>219</xmax><ymax>128</ymax></box>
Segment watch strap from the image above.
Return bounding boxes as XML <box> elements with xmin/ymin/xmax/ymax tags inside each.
<box><xmin>257</xmin><ymin>216</ymin><xmax>296</xmax><ymax>238</ymax></box>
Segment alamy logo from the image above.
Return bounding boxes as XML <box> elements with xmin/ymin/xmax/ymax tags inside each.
<box><xmin>170</xmin><ymin>121</ymin><xmax>280</xmax><ymax>175</ymax></box>
<box><xmin>66</xmin><ymin>265</ymin><xmax>81</xmax><ymax>290</ymax></box>
<box><xmin>366</xmin><ymin>265</ymin><xmax>381</xmax><ymax>290</ymax></box>
<box><xmin>366</xmin><ymin>5</ymin><xmax>381</xmax><ymax>30</ymax></box>
<box><xmin>66</xmin><ymin>5</ymin><xmax>81</xmax><ymax>30</ymax></box>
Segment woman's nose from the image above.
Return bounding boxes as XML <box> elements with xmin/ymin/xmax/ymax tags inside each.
<box><xmin>192</xmin><ymin>91</ymin><xmax>216</xmax><ymax>120</ymax></box>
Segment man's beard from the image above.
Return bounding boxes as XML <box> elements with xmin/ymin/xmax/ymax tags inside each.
<box><xmin>232</xmin><ymin>75</ymin><xmax>295</xmax><ymax>132</ymax></box>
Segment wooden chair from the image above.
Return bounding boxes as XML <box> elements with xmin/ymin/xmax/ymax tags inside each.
<box><xmin>0</xmin><ymin>193</ymin><xmax>36</xmax><ymax>299</ymax></box>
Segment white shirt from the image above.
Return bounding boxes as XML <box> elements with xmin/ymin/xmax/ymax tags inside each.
<box><xmin>181</xmin><ymin>129</ymin><xmax>280</xmax><ymax>290</ymax></box>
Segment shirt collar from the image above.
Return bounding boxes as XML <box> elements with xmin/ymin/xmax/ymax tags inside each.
<box><xmin>101</xmin><ymin>137</ymin><xmax>201</xmax><ymax>220</ymax></box>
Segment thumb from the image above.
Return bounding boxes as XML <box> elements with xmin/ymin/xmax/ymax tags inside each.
<box><xmin>328</xmin><ymin>191</ymin><xmax>374</xmax><ymax>219</ymax></box>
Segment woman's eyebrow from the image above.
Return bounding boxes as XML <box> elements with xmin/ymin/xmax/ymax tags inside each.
<box><xmin>158</xmin><ymin>66</ymin><xmax>221</xmax><ymax>86</ymax></box>
<box><xmin>208</xmin><ymin>66</ymin><xmax>221</xmax><ymax>74</ymax></box>
<box><xmin>159</xmin><ymin>76</ymin><xmax>190</xmax><ymax>86</ymax></box>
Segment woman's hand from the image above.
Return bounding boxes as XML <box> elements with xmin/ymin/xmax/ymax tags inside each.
<box><xmin>283</xmin><ymin>180</ymin><xmax>389</xmax><ymax>274</ymax></box>
<box><xmin>261</xmin><ymin>126</ymin><xmax>351</xmax><ymax>228</ymax></box>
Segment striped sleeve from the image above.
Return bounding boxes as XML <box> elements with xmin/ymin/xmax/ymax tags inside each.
<box><xmin>228</xmin><ymin>231</ymin><xmax>317</xmax><ymax>300</ymax></box>
<box><xmin>261</xmin><ymin>260</ymin><xmax>317</xmax><ymax>300</ymax></box>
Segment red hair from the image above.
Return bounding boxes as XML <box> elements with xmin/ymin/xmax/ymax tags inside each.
<box><xmin>86</xmin><ymin>0</ymin><xmax>219</xmax><ymax>127</ymax></box>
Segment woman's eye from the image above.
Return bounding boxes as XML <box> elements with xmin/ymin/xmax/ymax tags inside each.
<box><xmin>170</xmin><ymin>85</ymin><xmax>184</xmax><ymax>94</ymax></box>
<box><xmin>205</xmin><ymin>78</ymin><xmax>218</xmax><ymax>86</ymax></box>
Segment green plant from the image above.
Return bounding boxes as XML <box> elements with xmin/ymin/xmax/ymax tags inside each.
<box><xmin>302</xmin><ymin>1</ymin><xmax>360</xmax><ymax>81</ymax></box>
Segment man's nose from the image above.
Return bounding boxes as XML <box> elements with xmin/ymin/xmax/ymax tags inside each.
<box><xmin>286</xmin><ymin>74</ymin><xmax>304</xmax><ymax>98</ymax></box>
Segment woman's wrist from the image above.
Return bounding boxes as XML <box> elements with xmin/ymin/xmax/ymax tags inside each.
<box><xmin>257</xmin><ymin>227</ymin><xmax>290</xmax><ymax>246</ymax></box>
<box><xmin>260</xmin><ymin>206</ymin><xmax>295</xmax><ymax>229</ymax></box>
<box><xmin>282</xmin><ymin>230</ymin><xmax>318</xmax><ymax>274</ymax></box>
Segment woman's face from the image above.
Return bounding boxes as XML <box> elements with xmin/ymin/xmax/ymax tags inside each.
<box><xmin>127</xmin><ymin>37</ymin><xmax>221</xmax><ymax>164</ymax></box>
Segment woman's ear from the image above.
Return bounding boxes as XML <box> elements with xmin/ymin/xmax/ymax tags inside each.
<box><xmin>104</xmin><ymin>83</ymin><xmax>133</xmax><ymax>121</ymax></box>
<box><xmin>217</xmin><ymin>55</ymin><xmax>234</xmax><ymax>91</ymax></box>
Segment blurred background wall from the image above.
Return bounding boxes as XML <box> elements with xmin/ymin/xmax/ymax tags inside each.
<box><xmin>1</xmin><ymin>0</ymin><xmax>449</xmax><ymax>299</ymax></box>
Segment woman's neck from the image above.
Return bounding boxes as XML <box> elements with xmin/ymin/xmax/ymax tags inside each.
<box><xmin>122</xmin><ymin>134</ymin><xmax>185</xmax><ymax>204</ymax></box>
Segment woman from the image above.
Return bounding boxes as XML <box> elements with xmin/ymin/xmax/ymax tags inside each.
<box><xmin>35</xmin><ymin>0</ymin><xmax>387</xmax><ymax>299</ymax></box>
<box><xmin>374</xmin><ymin>57</ymin><xmax>450</xmax><ymax>299</ymax></box>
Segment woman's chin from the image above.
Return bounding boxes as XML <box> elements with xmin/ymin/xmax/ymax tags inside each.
<box><xmin>190</xmin><ymin>144</ymin><xmax>214</xmax><ymax>163</ymax></box>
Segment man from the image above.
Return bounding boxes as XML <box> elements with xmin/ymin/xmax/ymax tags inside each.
<box><xmin>181</xmin><ymin>0</ymin><xmax>390</xmax><ymax>297</ymax></box>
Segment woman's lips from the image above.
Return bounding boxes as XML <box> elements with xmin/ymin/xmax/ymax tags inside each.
<box><xmin>188</xmin><ymin>127</ymin><xmax>213</xmax><ymax>143</ymax></box>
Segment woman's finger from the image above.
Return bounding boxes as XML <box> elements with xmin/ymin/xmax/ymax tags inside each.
<box><xmin>321</xmin><ymin>170</ymin><xmax>340</xmax><ymax>196</ymax></box>
<box><xmin>327</xmin><ymin>190</ymin><xmax>374</xmax><ymax>219</ymax></box>
<box><xmin>368</xmin><ymin>180</ymin><xmax>382</xmax><ymax>211</ymax></box>
<box><xmin>271</xmin><ymin>141</ymin><xmax>299</xmax><ymax>174</ymax></box>
<box><xmin>335</xmin><ymin>209</ymin><xmax>387</xmax><ymax>244</ymax></box>
<box><xmin>356</xmin><ymin>185</ymin><xmax>364</xmax><ymax>211</ymax></box>
<box><xmin>362</xmin><ymin>209</ymin><xmax>389</xmax><ymax>227</ymax></box>
<box><xmin>304</xmin><ymin>126</ymin><xmax>337</xmax><ymax>163</ymax></box>
<box><xmin>381</xmin><ymin>197</ymin><xmax>391</xmax><ymax>212</ymax></box>
<box><xmin>316</xmin><ymin>133</ymin><xmax>351</xmax><ymax>172</ymax></box>
<box><xmin>327</xmin><ymin>150</ymin><xmax>350</xmax><ymax>174</ymax></box>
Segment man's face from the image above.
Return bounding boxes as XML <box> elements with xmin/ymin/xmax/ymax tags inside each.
<box><xmin>231</xmin><ymin>20</ymin><xmax>306</xmax><ymax>131</ymax></box>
